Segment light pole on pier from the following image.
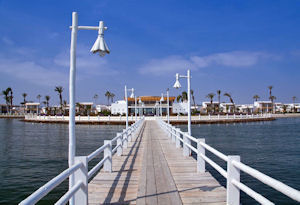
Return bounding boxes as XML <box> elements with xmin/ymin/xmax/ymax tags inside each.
<box><xmin>124</xmin><ymin>86</ymin><xmax>134</xmax><ymax>129</ymax></box>
<box><xmin>160</xmin><ymin>89</ymin><xmax>170</xmax><ymax>123</ymax></box>
<box><xmin>173</xmin><ymin>69</ymin><xmax>191</xmax><ymax>135</ymax></box>
<box><xmin>135</xmin><ymin>95</ymin><xmax>137</xmax><ymax>122</ymax></box>
<box><xmin>69</xmin><ymin>11</ymin><xmax>110</xmax><ymax>204</ymax></box>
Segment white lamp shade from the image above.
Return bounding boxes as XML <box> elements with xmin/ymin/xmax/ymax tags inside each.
<box><xmin>139</xmin><ymin>99</ymin><xmax>142</xmax><ymax>103</ymax></box>
<box><xmin>160</xmin><ymin>95</ymin><xmax>164</xmax><ymax>101</ymax></box>
<box><xmin>173</xmin><ymin>73</ymin><xmax>181</xmax><ymax>89</ymax></box>
<box><xmin>90</xmin><ymin>21</ymin><xmax>110</xmax><ymax>56</ymax></box>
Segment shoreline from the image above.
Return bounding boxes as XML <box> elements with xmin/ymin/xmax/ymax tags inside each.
<box><xmin>2</xmin><ymin>113</ymin><xmax>299</xmax><ymax>124</ymax></box>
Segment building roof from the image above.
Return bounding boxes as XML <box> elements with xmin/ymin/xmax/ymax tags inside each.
<box><xmin>25</xmin><ymin>102</ymin><xmax>40</xmax><ymax>106</ymax></box>
<box><xmin>127</xmin><ymin>96</ymin><xmax>176</xmax><ymax>102</ymax></box>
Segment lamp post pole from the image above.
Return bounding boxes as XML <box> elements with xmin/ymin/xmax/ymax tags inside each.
<box><xmin>69</xmin><ymin>13</ymin><xmax>78</xmax><ymax>203</ymax></box>
<box><xmin>167</xmin><ymin>89</ymin><xmax>170</xmax><ymax>124</ymax></box>
<box><xmin>187</xmin><ymin>70</ymin><xmax>191</xmax><ymax>135</ymax></box>
<box><xmin>124</xmin><ymin>85</ymin><xmax>128</xmax><ymax>129</ymax></box>
<box><xmin>173</xmin><ymin>69</ymin><xmax>191</xmax><ymax>136</ymax></box>
<box><xmin>135</xmin><ymin>96</ymin><xmax>137</xmax><ymax>122</ymax></box>
<box><xmin>68</xmin><ymin>11</ymin><xmax>110</xmax><ymax>204</ymax></box>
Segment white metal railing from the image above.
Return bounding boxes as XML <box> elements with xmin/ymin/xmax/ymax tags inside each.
<box><xmin>158</xmin><ymin>119</ymin><xmax>300</xmax><ymax>205</ymax></box>
<box><xmin>19</xmin><ymin>117</ymin><xmax>145</xmax><ymax>205</ymax></box>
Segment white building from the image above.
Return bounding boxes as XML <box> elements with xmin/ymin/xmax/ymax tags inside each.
<box><xmin>25</xmin><ymin>102</ymin><xmax>40</xmax><ymax>114</ymax></box>
<box><xmin>172</xmin><ymin>102</ymin><xmax>188</xmax><ymax>114</ymax></box>
<box><xmin>253</xmin><ymin>101</ymin><xmax>273</xmax><ymax>113</ymax></box>
<box><xmin>220</xmin><ymin>103</ymin><xmax>235</xmax><ymax>113</ymax></box>
<box><xmin>95</xmin><ymin>104</ymin><xmax>110</xmax><ymax>113</ymax></box>
<box><xmin>110</xmin><ymin>100</ymin><xmax>127</xmax><ymax>115</ymax></box>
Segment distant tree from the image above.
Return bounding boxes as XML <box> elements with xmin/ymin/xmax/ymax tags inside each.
<box><xmin>224</xmin><ymin>93</ymin><xmax>235</xmax><ymax>113</ymax></box>
<box><xmin>176</xmin><ymin>95</ymin><xmax>182</xmax><ymax>103</ymax></box>
<box><xmin>190</xmin><ymin>89</ymin><xmax>196</xmax><ymax>111</ymax></box>
<box><xmin>217</xmin><ymin>90</ymin><xmax>221</xmax><ymax>104</ymax></box>
<box><xmin>292</xmin><ymin>96</ymin><xmax>297</xmax><ymax>112</ymax></box>
<box><xmin>253</xmin><ymin>95</ymin><xmax>260</xmax><ymax>102</ymax></box>
<box><xmin>269</xmin><ymin>95</ymin><xmax>276</xmax><ymax>113</ymax></box>
<box><xmin>2</xmin><ymin>88</ymin><xmax>10</xmax><ymax>113</ymax></box>
<box><xmin>45</xmin><ymin>95</ymin><xmax>50</xmax><ymax>108</ymax></box>
<box><xmin>22</xmin><ymin>93</ymin><xmax>27</xmax><ymax>105</ymax></box>
<box><xmin>8</xmin><ymin>87</ymin><xmax>13</xmax><ymax>112</ymax></box>
<box><xmin>105</xmin><ymin>91</ymin><xmax>111</xmax><ymax>105</ymax></box>
<box><xmin>54</xmin><ymin>86</ymin><xmax>63</xmax><ymax>111</ymax></box>
<box><xmin>110</xmin><ymin>93</ymin><xmax>115</xmax><ymax>103</ymax></box>
<box><xmin>37</xmin><ymin>94</ymin><xmax>42</xmax><ymax>103</ymax></box>
<box><xmin>93</xmin><ymin>94</ymin><xmax>99</xmax><ymax>105</ymax></box>
<box><xmin>181</xmin><ymin>91</ymin><xmax>188</xmax><ymax>102</ymax></box>
<box><xmin>268</xmin><ymin>86</ymin><xmax>273</xmax><ymax>100</ymax></box>
<box><xmin>206</xmin><ymin>93</ymin><xmax>215</xmax><ymax>113</ymax></box>
<box><xmin>217</xmin><ymin>90</ymin><xmax>221</xmax><ymax>112</ymax></box>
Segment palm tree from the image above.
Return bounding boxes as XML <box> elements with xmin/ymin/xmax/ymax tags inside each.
<box><xmin>190</xmin><ymin>89</ymin><xmax>196</xmax><ymax>111</ymax></box>
<box><xmin>217</xmin><ymin>90</ymin><xmax>221</xmax><ymax>112</ymax></box>
<box><xmin>45</xmin><ymin>95</ymin><xmax>50</xmax><ymax>108</ymax></box>
<box><xmin>206</xmin><ymin>93</ymin><xmax>215</xmax><ymax>113</ymax></box>
<box><xmin>110</xmin><ymin>93</ymin><xmax>115</xmax><ymax>103</ymax></box>
<box><xmin>269</xmin><ymin>95</ymin><xmax>276</xmax><ymax>113</ymax></box>
<box><xmin>268</xmin><ymin>86</ymin><xmax>273</xmax><ymax>99</ymax></box>
<box><xmin>93</xmin><ymin>94</ymin><xmax>99</xmax><ymax>105</ymax></box>
<box><xmin>105</xmin><ymin>91</ymin><xmax>111</xmax><ymax>105</ymax></box>
<box><xmin>217</xmin><ymin>90</ymin><xmax>221</xmax><ymax>104</ymax></box>
<box><xmin>253</xmin><ymin>95</ymin><xmax>260</xmax><ymax>102</ymax></box>
<box><xmin>176</xmin><ymin>95</ymin><xmax>182</xmax><ymax>103</ymax></box>
<box><xmin>224</xmin><ymin>93</ymin><xmax>235</xmax><ymax>113</ymax></box>
<box><xmin>292</xmin><ymin>96</ymin><xmax>297</xmax><ymax>112</ymax></box>
<box><xmin>37</xmin><ymin>94</ymin><xmax>42</xmax><ymax>103</ymax></box>
<box><xmin>54</xmin><ymin>86</ymin><xmax>64</xmax><ymax>111</ymax></box>
<box><xmin>182</xmin><ymin>91</ymin><xmax>188</xmax><ymax>102</ymax></box>
<box><xmin>2</xmin><ymin>88</ymin><xmax>10</xmax><ymax>113</ymax></box>
<box><xmin>6</xmin><ymin>87</ymin><xmax>13</xmax><ymax>113</ymax></box>
<box><xmin>22</xmin><ymin>93</ymin><xmax>27</xmax><ymax>105</ymax></box>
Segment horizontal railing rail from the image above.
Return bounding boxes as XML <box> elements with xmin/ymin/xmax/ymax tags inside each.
<box><xmin>158</xmin><ymin>119</ymin><xmax>300</xmax><ymax>205</ymax></box>
<box><xmin>19</xmin><ymin>117</ymin><xmax>145</xmax><ymax>205</ymax></box>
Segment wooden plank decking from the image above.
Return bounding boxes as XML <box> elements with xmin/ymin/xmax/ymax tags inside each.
<box><xmin>88</xmin><ymin>121</ymin><xmax>226</xmax><ymax>205</ymax></box>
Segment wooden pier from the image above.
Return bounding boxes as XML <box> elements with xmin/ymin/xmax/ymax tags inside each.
<box><xmin>88</xmin><ymin>121</ymin><xmax>226</xmax><ymax>205</ymax></box>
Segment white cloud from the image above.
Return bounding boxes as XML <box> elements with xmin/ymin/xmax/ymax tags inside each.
<box><xmin>2</xmin><ymin>37</ymin><xmax>14</xmax><ymax>45</ymax></box>
<box><xmin>139</xmin><ymin>51</ymin><xmax>276</xmax><ymax>75</ymax></box>
<box><xmin>54</xmin><ymin>44</ymin><xmax>118</xmax><ymax>76</ymax></box>
<box><xmin>0</xmin><ymin>58</ymin><xmax>68</xmax><ymax>87</ymax></box>
<box><xmin>0</xmin><ymin>44</ymin><xmax>119</xmax><ymax>87</ymax></box>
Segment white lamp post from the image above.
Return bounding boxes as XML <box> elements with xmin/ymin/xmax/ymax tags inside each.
<box><xmin>124</xmin><ymin>86</ymin><xmax>134</xmax><ymax>129</ymax></box>
<box><xmin>69</xmin><ymin>12</ymin><xmax>109</xmax><ymax>204</ymax></box>
<box><xmin>161</xmin><ymin>89</ymin><xmax>170</xmax><ymax>123</ymax></box>
<box><xmin>159</xmin><ymin>96</ymin><xmax>163</xmax><ymax>117</ymax></box>
<box><xmin>134</xmin><ymin>95</ymin><xmax>137</xmax><ymax>122</ymax></box>
<box><xmin>173</xmin><ymin>69</ymin><xmax>191</xmax><ymax>135</ymax></box>
<box><xmin>138</xmin><ymin>98</ymin><xmax>142</xmax><ymax>117</ymax></box>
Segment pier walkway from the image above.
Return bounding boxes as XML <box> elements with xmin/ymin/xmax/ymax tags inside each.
<box><xmin>88</xmin><ymin>121</ymin><xmax>226</xmax><ymax>205</ymax></box>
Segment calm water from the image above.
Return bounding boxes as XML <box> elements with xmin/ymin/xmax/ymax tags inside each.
<box><xmin>0</xmin><ymin>118</ymin><xmax>299</xmax><ymax>204</ymax></box>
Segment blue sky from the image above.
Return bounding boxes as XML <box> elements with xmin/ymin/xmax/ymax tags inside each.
<box><xmin>0</xmin><ymin>0</ymin><xmax>300</xmax><ymax>105</ymax></box>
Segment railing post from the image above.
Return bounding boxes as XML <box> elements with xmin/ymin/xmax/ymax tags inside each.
<box><xmin>227</xmin><ymin>156</ymin><xmax>240</xmax><ymax>205</ymax></box>
<box><xmin>197</xmin><ymin>139</ymin><xmax>205</xmax><ymax>173</ymax></box>
<box><xmin>74</xmin><ymin>156</ymin><xmax>88</xmax><ymax>205</ymax></box>
<box><xmin>128</xmin><ymin>128</ymin><xmax>132</xmax><ymax>142</ymax></box>
<box><xmin>175</xmin><ymin>129</ymin><xmax>180</xmax><ymax>148</ymax></box>
<box><xmin>117</xmin><ymin>133</ymin><xmax>123</xmax><ymax>156</ymax></box>
<box><xmin>103</xmin><ymin>140</ymin><xmax>112</xmax><ymax>172</ymax></box>
<box><xmin>123</xmin><ymin>129</ymin><xmax>128</xmax><ymax>148</ymax></box>
<box><xmin>171</xmin><ymin>127</ymin><xmax>176</xmax><ymax>143</ymax></box>
<box><xmin>183</xmin><ymin>132</ymin><xmax>190</xmax><ymax>156</ymax></box>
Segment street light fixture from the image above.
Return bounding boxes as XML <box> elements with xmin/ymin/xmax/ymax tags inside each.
<box><xmin>68</xmin><ymin>11</ymin><xmax>109</xmax><ymax>204</ymax></box>
<box><xmin>173</xmin><ymin>69</ymin><xmax>191</xmax><ymax>135</ymax></box>
<box><xmin>124</xmin><ymin>86</ymin><xmax>134</xmax><ymax>129</ymax></box>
